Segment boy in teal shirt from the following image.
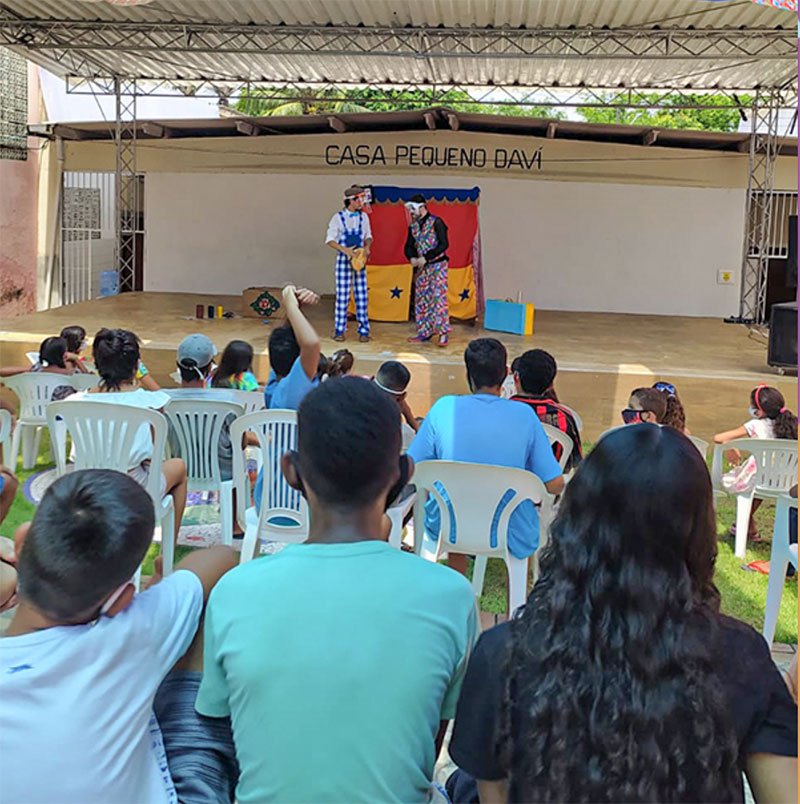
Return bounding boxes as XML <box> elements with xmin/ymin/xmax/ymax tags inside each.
<box><xmin>197</xmin><ymin>378</ymin><xmax>478</xmax><ymax>803</ymax></box>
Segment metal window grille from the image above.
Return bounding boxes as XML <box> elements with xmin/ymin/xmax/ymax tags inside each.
<box><xmin>0</xmin><ymin>47</ymin><xmax>27</xmax><ymax>161</ymax></box>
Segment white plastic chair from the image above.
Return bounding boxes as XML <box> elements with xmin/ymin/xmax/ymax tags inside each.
<box><xmin>1</xmin><ymin>373</ymin><xmax>79</xmax><ymax>470</ymax></box>
<box><xmin>763</xmin><ymin>494</ymin><xmax>797</xmax><ymax>646</ymax></box>
<box><xmin>412</xmin><ymin>460</ymin><xmax>554</xmax><ymax>615</ymax></box>
<box><xmin>560</xmin><ymin>404</ymin><xmax>583</xmax><ymax>435</ymax></box>
<box><xmin>712</xmin><ymin>438</ymin><xmax>799</xmax><ymax>559</ymax></box>
<box><xmin>387</xmin><ymin>490</ymin><xmax>417</xmax><ymax>549</ymax></box>
<box><xmin>225</xmin><ymin>390</ymin><xmax>266</xmax><ymax>414</ymax></box>
<box><xmin>230</xmin><ymin>409</ymin><xmax>308</xmax><ymax>565</ymax></box>
<box><xmin>0</xmin><ymin>409</ymin><xmax>12</xmax><ymax>465</ymax></box>
<box><xmin>164</xmin><ymin>388</ymin><xmax>265</xmax><ymax>413</ymax></box>
<box><xmin>46</xmin><ymin>400</ymin><xmax>177</xmax><ymax>577</ymax></box>
<box><xmin>65</xmin><ymin>373</ymin><xmax>100</xmax><ymax>391</ymax></box>
<box><xmin>688</xmin><ymin>435</ymin><xmax>709</xmax><ymax>459</ymax></box>
<box><xmin>164</xmin><ymin>398</ymin><xmax>244</xmax><ymax>546</ymax></box>
<box><xmin>541</xmin><ymin>423</ymin><xmax>574</xmax><ymax>472</ymax></box>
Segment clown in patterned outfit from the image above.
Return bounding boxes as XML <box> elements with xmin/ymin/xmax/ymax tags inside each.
<box><xmin>325</xmin><ymin>185</ymin><xmax>373</xmax><ymax>343</ymax></box>
<box><xmin>404</xmin><ymin>195</ymin><xmax>451</xmax><ymax>348</ymax></box>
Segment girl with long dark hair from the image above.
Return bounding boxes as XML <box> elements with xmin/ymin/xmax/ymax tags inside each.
<box><xmin>211</xmin><ymin>340</ymin><xmax>258</xmax><ymax>390</ymax></box>
<box><xmin>448</xmin><ymin>425</ymin><xmax>797</xmax><ymax>803</ymax></box>
<box><xmin>715</xmin><ymin>385</ymin><xmax>798</xmax><ymax>541</ymax></box>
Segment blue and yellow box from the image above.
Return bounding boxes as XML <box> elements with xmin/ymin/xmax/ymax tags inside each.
<box><xmin>484</xmin><ymin>299</ymin><xmax>535</xmax><ymax>335</ymax></box>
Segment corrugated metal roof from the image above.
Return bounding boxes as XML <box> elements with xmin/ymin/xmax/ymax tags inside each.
<box><xmin>1</xmin><ymin>1</ymin><xmax>795</xmax><ymax>90</ymax></box>
<box><xmin>31</xmin><ymin>106</ymin><xmax>798</xmax><ymax>156</ymax></box>
<box><xmin>3</xmin><ymin>1</ymin><xmax>792</xmax><ymax>28</ymax></box>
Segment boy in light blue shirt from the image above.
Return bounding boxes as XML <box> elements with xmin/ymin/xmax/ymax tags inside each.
<box><xmin>197</xmin><ymin>378</ymin><xmax>477</xmax><ymax>803</ymax></box>
<box><xmin>255</xmin><ymin>285</ymin><xmax>321</xmax><ymax>510</ymax></box>
<box><xmin>408</xmin><ymin>338</ymin><xmax>564</xmax><ymax>574</ymax></box>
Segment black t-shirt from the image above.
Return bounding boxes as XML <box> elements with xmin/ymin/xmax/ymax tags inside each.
<box><xmin>449</xmin><ymin>615</ymin><xmax>797</xmax><ymax>801</ymax></box>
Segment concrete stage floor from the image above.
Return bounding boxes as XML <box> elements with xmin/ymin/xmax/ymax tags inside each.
<box><xmin>1</xmin><ymin>292</ymin><xmax>796</xmax><ymax>443</ymax></box>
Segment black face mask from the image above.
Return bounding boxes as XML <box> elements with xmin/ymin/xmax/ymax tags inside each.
<box><xmin>288</xmin><ymin>451</ymin><xmax>410</xmax><ymax>511</ymax></box>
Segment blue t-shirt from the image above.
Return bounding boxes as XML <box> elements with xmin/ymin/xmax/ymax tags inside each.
<box><xmin>196</xmin><ymin>541</ymin><xmax>478</xmax><ymax>802</ymax></box>
<box><xmin>266</xmin><ymin>357</ymin><xmax>317</xmax><ymax>411</ymax></box>
<box><xmin>255</xmin><ymin>357</ymin><xmax>318</xmax><ymax>511</ymax></box>
<box><xmin>407</xmin><ymin>394</ymin><xmax>562</xmax><ymax>558</ymax></box>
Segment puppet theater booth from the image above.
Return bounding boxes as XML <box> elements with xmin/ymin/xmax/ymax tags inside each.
<box><xmin>349</xmin><ymin>186</ymin><xmax>482</xmax><ymax>324</ymax></box>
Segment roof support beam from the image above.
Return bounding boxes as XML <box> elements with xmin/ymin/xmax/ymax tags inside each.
<box><xmin>423</xmin><ymin>111</ymin><xmax>437</xmax><ymax>130</ymax></box>
<box><xmin>327</xmin><ymin>116</ymin><xmax>348</xmax><ymax>133</ymax></box>
<box><xmin>642</xmin><ymin>129</ymin><xmax>658</xmax><ymax>146</ymax></box>
<box><xmin>141</xmin><ymin>122</ymin><xmax>170</xmax><ymax>138</ymax></box>
<box><xmin>63</xmin><ymin>78</ymin><xmax>793</xmax><ymax>111</ymax></box>
<box><xmin>235</xmin><ymin>120</ymin><xmax>260</xmax><ymax>136</ymax></box>
<box><xmin>546</xmin><ymin>121</ymin><xmax>558</xmax><ymax>139</ymax></box>
<box><xmin>446</xmin><ymin>113</ymin><xmax>459</xmax><ymax>131</ymax></box>
<box><xmin>0</xmin><ymin>20</ymin><xmax>794</xmax><ymax>64</ymax></box>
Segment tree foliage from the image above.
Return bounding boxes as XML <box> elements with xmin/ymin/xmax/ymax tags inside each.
<box><xmin>234</xmin><ymin>87</ymin><xmax>563</xmax><ymax>119</ymax></box>
<box><xmin>577</xmin><ymin>93</ymin><xmax>750</xmax><ymax>132</ymax></box>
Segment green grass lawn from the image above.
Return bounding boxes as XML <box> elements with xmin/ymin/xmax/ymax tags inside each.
<box><xmin>2</xmin><ymin>437</ymin><xmax>796</xmax><ymax>645</ymax></box>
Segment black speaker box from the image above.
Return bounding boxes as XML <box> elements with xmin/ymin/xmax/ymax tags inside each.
<box><xmin>768</xmin><ymin>300</ymin><xmax>798</xmax><ymax>369</ymax></box>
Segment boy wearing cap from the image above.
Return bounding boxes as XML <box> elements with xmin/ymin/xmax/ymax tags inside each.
<box><xmin>325</xmin><ymin>185</ymin><xmax>373</xmax><ymax>343</ymax></box>
<box><xmin>176</xmin><ymin>333</ymin><xmax>217</xmax><ymax>387</ymax></box>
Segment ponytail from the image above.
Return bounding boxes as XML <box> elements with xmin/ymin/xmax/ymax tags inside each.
<box><xmin>320</xmin><ymin>349</ymin><xmax>354</xmax><ymax>379</ymax></box>
<box><xmin>773</xmin><ymin>409</ymin><xmax>798</xmax><ymax>440</ymax></box>
<box><xmin>751</xmin><ymin>385</ymin><xmax>797</xmax><ymax>439</ymax></box>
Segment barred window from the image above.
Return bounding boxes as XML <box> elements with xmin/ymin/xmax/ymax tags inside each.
<box><xmin>0</xmin><ymin>47</ymin><xmax>27</xmax><ymax>161</ymax></box>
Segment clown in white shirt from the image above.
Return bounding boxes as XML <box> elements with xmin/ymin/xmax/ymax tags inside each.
<box><xmin>325</xmin><ymin>185</ymin><xmax>373</xmax><ymax>343</ymax></box>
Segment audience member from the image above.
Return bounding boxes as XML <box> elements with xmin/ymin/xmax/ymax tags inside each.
<box><xmin>374</xmin><ymin>359</ymin><xmax>419</xmax><ymax>450</ymax></box>
<box><xmin>653</xmin><ymin>380</ymin><xmax>691</xmax><ymax>434</ymax></box>
<box><xmin>409</xmin><ymin>339</ymin><xmax>564</xmax><ymax>575</ymax></box>
<box><xmin>0</xmin><ymin>466</ymin><xmax>19</xmax><ymax>612</ymax></box>
<box><xmin>211</xmin><ymin>340</ymin><xmax>259</xmax><ymax>391</ymax></box>
<box><xmin>254</xmin><ymin>286</ymin><xmax>321</xmax><ymax>512</ymax></box>
<box><xmin>264</xmin><ymin>285</ymin><xmax>321</xmax><ymax>409</ymax></box>
<box><xmin>448</xmin><ymin>425</ymin><xmax>797</xmax><ymax>804</ymax></box>
<box><xmin>0</xmin><ymin>470</ymin><xmax>238</xmax><ymax>803</ymax></box>
<box><xmin>136</xmin><ymin>358</ymin><xmax>161</xmax><ymax>391</ymax></box>
<box><xmin>59</xmin><ymin>325</ymin><xmax>91</xmax><ymax>373</ymax></box>
<box><xmin>84</xmin><ymin>328</ymin><xmax>187</xmax><ymax>534</ymax></box>
<box><xmin>0</xmin><ymin>337</ymin><xmax>77</xmax><ymax>378</ymax></box>
<box><xmin>714</xmin><ymin>385</ymin><xmax>798</xmax><ymax>542</ymax></box>
<box><xmin>622</xmin><ymin>387</ymin><xmax>667</xmax><ymax>425</ymax></box>
<box><xmin>510</xmin><ymin>349</ymin><xmax>582</xmax><ymax>471</ymax></box>
<box><xmin>197</xmin><ymin>378</ymin><xmax>477</xmax><ymax>802</ymax></box>
<box><xmin>324</xmin><ymin>348</ymin><xmax>355</xmax><ymax>378</ymax></box>
<box><xmin>172</xmin><ymin>334</ymin><xmax>258</xmax><ymax>537</ymax></box>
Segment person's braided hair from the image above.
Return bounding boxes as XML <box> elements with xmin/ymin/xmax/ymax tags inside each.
<box><xmin>495</xmin><ymin>425</ymin><xmax>740</xmax><ymax>803</ymax></box>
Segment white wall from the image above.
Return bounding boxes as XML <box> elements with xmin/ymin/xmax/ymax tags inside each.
<box><xmin>144</xmin><ymin>172</ymin><xmax>744</xmax><ymax>317</ymax></box>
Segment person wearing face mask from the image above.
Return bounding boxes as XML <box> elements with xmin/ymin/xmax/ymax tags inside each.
<box><xmin>620</xmin><ymin>387</ymin><xmax>667</xmax><ymax>426</ymax></box>
<box><xmin>404</xmin><ymin>194</ymin><xmax>451</xmax><ymax>347</ymax></box>
<box><xmin>714</xmin><ymin>384</ymin><xmax>798</xmax><ymax>543</ymax></box>
<box><xmin>325</xmin><ymin>185</ymin><xmax>373</xmax><ymax>343</ymax></box>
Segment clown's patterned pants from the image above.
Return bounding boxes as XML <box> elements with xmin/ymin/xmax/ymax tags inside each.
<box><xmin>414</xmin><ymin>259</ymin><xmax>450</xmax><ymax>338</ymax></box>
<box><xmin>334</xmin><ymin>259</ymin><xmax>370</xmax><ymax>337</ymax></box>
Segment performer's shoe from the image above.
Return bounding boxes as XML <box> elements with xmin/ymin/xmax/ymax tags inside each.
<box><xmin>332</xmin><ymin>333</ymin><xmax>346</xmax><ymax>342</ymax></box>
<box><xmin>407</xmin><ymin>335</ymin><xmax>431</xmax><ymax>344</ymax></box>
<box><xmin>359</xmin><ymin>334</ymin><xmax>371</xmax><ymax>343</ymax></box>
<box><xmin>437</xmin><ymin>334</ymin><xmax>450</xmax><ymax>348</ymax></box>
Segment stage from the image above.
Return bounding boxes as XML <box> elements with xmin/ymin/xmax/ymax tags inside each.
<box><xmin>1</xmin><ymin>292</ymin><xmax>795</xmax><ymax>443</ymax></box>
